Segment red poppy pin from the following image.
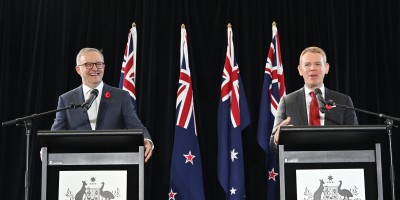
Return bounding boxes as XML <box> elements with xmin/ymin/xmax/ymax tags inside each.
<box><xmin>104</xmin><ymin>91</ymin><xmax>111</xmax><ymax>99</ymax></box>
<box><xmin>325</xmin><ymin>104</ymin><xmax>336</xmax><ymax>110</ymax></box>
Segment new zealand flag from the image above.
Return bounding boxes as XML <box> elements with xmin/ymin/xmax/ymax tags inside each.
<box><xmin>119</xmin><ymin>23</ymin><xmax>138</xmax><ymax>108</ymax></box>
<box><xmin>168</xmin><ymin>25</ymin><xmax>205</xmax><ymax>200</ymax></box>
<box><xmin>256</xmin><ymin>22</ymin><xmax>286</xmax><ymax>200</ymax></box>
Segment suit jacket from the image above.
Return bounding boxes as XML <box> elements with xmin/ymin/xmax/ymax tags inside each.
<box><xmin>51</xmin><ymin>83</ymin><xmax>151</xmax><ymax>139</ymax></box>
<box><xmin>269</xmin><ymin>87</ymin><xmax>358</xmax><ymax>150</ymax></box>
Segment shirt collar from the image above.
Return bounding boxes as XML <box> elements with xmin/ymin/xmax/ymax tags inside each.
<box><xmin>304</xmin><ymin>84</ymin><xmax>325</xmax><ymax>97</ymax></box>
<box><xmin>82</xmin><ymin>81</ymin><xmax>104</xmax><ymax>96</ymax></box>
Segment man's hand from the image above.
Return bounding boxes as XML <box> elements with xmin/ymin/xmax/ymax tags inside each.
<box><xmin>274</xmin><ymin>117</ymin><xmax>291</xmax><ymax>145</ymax></box>
<box><xmin>144</xmin><ymin>139</ymin><xmax>154</xmax><ymax>163</ymax></box>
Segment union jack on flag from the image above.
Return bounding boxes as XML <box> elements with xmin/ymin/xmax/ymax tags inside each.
<box><xmin>168</xmin><ymin>24</ymin><xmax>205</xmax><ymax>200</ymax></box>
<box><xmin>119</xmin><ymin>22</ymin><xmax>138</xmax><ymax>108</ymax></box>
<box><xmin>256</xmin><ymin>22</ymin><xmax>286</xmax><ymax>200</ymax></box>
<box><xmin>217</xmin><ymin>23</ymin><xmax>250</xmax><ymax>200</ymax></box>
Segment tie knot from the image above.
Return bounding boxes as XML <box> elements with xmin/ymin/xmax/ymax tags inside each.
<box><xmin>310</xmin><ymin>91</ymin><xmax>315</xmax><ymax>97</ymax></box>
<box><xmin>87</xmin><ymin>89</ymin><xmax>97</xmax><ymax>100</ymax></box>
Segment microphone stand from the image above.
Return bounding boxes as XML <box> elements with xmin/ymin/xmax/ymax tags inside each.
<box><xmin>326</xmin><ymin>100</ymin><xmax>399</xmax><ymax>200</ymax></box>
<box><xmin>2</xmin><ymin>104</ymin><xmax>82</xmax><ymax>200</ymax></box>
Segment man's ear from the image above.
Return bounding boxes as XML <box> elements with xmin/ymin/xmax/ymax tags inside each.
<box><xmin>298</xmin><ymin>65</ymin><xmax>302</xmax><ymax>76</ymax></box>
<box><xmin>324</xmin><ymin>63</ymin><xmax>330</xmax><ymax>74</ymax></box>
<box><xmin>75</xmin><ymin>66</ymin><xmax>81</xmax><ymax>74</ymax></box>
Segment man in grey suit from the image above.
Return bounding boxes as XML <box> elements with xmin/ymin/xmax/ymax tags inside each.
<box><xmin>51</xmin><ymin>47</ymin><xmax>153</xmax><ymax>162</ymax></box>
<box><xmin>270</xmin><ymin>46</ymin><xmax>358</xmax><ymax>150</ymax></box>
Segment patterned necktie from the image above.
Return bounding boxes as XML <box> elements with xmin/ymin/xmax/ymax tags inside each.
<box><xmin>87</xmin><ymin>90</ymin><xmax>98</xmax><ymax>130</ymax></box>
<box><xmin>309</xmin><ymin>91</ymin><xmax>321</xmax><ymax>126</ymax></box>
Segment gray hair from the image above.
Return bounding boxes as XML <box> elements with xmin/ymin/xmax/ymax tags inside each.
<box><xmin>76</xmin><ymin>48</ymin><xmax>104</xmax><ymax>65</ymax></box>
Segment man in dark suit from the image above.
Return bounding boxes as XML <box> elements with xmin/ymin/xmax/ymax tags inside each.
<box><xmin>51</xmin><ymin>47</ymin><xmax>153</xmax><ymax>162</ymax></box>
<box><xmin>270</xmin><ymin>46</ymin><xmax>358</xmax><ymax>150</ymax></box>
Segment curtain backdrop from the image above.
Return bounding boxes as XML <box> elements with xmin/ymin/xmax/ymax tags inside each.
<box><xmin>1</xmin><ymin>0</ymin><xmax>399</xmax><ymax>199</ymax></box>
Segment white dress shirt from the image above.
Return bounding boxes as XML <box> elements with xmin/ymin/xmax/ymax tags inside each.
<box><xmin>304</xmin><ymin>85</ymin><xmax>325</xmax><ymax>126</ymax></box>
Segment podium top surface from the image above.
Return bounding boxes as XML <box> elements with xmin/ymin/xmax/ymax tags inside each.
<box><xmin>37</xmin><ymin>129</ymin><xmax>144</xmax><ymax>153</ymax></box>
<box><xmin>278</xmin><ymin>125</ymin><xmax>387</xmax><ymax>150</ymax></box>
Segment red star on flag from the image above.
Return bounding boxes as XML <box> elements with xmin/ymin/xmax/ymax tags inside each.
<box><xmin>268</xmin><ymin>168</ymin><xmax>279</xmax><ymax>181</ymax></box>
<box><xmin>184</xmin><ymin>151</ymin><xmax>196</xmax><ymax>165</ymax></box>
<box><xmin>168</xmin><ymin>189</ymin><xmax>177</xmax><ymax>200</ymax></box>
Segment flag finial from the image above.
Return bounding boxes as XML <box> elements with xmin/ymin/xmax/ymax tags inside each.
<box><xmin>181</xmin><ymin>24</ymin><xmax>186</xmax><ymax>29</ymax></box>
<box><xmin>272</xmin><ymin>21</ymin><xmax>278</xmax><ymax>33</ymax></box>
<box><xmin>132</xmin><ymin>22</ymin><xmax>136</xmax><ymax>27</ymax></box>
<box><xmin>227</xmin><ymin>23</ymin><xmax>232</xmax><ymax>28</ymax></box>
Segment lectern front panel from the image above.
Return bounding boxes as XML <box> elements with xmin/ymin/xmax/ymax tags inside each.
<box><xmin>47</xmin><ymin>165</ymin><xmax>139</xmax><ymax>200</ymax></box>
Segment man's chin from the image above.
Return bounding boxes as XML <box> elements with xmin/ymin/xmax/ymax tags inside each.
<box><xmin>306</xmin><ymin>83</ymin><xmax>321</xmax><ymax>89</ymax></box>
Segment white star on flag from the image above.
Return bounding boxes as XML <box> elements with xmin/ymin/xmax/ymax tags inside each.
<box><xmin>230</xmin><ymin>187</ymin><xmax>237</xmax><ymax>195</ymax></box>
<box><xmin>230</xmin><ymin>149</ymin><xmax>238</xmax><ymax>162</ymax></box>
<box><xmin>184</xmin><ymin>151</ymin><xmax>196</xmax><ymax>165</ymax></box>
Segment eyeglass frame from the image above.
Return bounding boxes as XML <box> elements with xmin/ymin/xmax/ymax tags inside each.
<box><xmin>78</xmin><ymin>62</ymin><xmax>105</xmax><ymax>70</ymax></box>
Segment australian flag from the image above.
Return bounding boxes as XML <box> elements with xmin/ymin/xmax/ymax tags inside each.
<box><xmin>256</xmin><ymin>22</ymin><xmax>286</xmax><ymax>200</ymax></box>
<box><xmin>119</xmin><ymin>22</ymin><xmax>138</xmax><ymax>108</ymax></box>
<box><xmin>217</xmin><ymin>24</ymin><xmax>251</xmax><ymax>200</ymax></box>
<box><xmin>168</xmin><ymin>25</ymin><xmax>205</xmax><ymax>200</ymax></box>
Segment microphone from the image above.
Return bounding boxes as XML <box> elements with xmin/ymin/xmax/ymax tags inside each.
<box><xmin>325</xmin><ymin>99</ymin><xmax>335</xmax><ymax>106</ymax></box>
<box><xmin>314</xmin><ymin>88</ymin><xmax>327</xmax><ymax>113</ymax></box>
<box><xmin>81</xmin><ymin>89</ymin><xmax>99</xmax><ymax>111</ymax></box>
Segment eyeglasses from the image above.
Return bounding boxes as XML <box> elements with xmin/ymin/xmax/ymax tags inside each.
<box><xmin>79</xmin><ymin>62</ymin><xmax>105</xmax><ymax>70</ymax></box>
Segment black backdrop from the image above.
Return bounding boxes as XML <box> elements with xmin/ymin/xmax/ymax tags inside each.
<box><xmin>1</xmin><ymin>0</ymin><xmax>400</xmax><ymax>199</ymax></box>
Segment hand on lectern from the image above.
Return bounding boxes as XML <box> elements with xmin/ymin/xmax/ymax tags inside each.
<box><xmin>144</xmin><ymin>139</ymin><xmax>154</xmax><ymax>163</ymax></box>
<box><xmin>274</xmin><ymin>117</ymin><xmax>291</xmax><ymax>145</ymax></box>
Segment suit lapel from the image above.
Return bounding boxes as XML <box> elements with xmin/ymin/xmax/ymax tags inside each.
<box><xmin>74</xmin><ymin>86</ymin><xmax>92</xmax><ymax>130</ymax></box>
<box><xmin>296</xmin><ymin>88</ymin><xmax>309</xmax><ymax>125</ymax></box>
<box><xmin>96</xmin><ymin>84</ymin><xmax>111</xmax><ymax>129</ymax></box>
<box><xmin>324</xmin><ymin>88</ymin><xmax>335</xmax><ymax>125</ymax></box>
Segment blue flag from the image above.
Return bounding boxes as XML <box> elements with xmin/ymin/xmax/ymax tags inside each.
<box><xmin>218</xmin><ymin>24</ymin><xmax>251</xmax><ymax>200</ymax></box>
<box><xmin>256</xmin><ymin>22</ymin><xmax>286</xmax><ymax>200</ymax></box>
<box><xmin>168</xmin><ymin>25</ymin><xmax>205</xmax><ymax>200</ymax></box>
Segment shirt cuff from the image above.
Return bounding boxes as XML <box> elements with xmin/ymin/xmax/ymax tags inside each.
<box><xmin>144</xmin><ymin>138</ymin><xmax>154</xmax><ymax>150</ymax></box>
